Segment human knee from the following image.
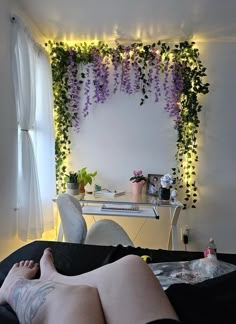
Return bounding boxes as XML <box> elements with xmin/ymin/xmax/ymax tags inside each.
<box><xmin>74</xmin><ymin>284</ymin><xmax>97</xmax><ymax>294</ymax></box>
<box><xmin>118</xmin><ymin>254</ymin><xmax>147</xmax><ymax>271</ymax></box>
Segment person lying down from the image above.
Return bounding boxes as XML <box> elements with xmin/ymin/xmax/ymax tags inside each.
<box><xmin>0</xmin><ymin>248</ymin><xmax>182</xmax><ymax>324</ymax></box>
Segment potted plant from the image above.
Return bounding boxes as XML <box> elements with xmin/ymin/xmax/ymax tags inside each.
<box><xmin>159</xmin><ymin>173</ymin><xmax>173</xmax><ymax>201</ymax></box>
<box><xmin>77</xmin><ymin>167</ymin><xmax>97</xmax><ymax>194</ymax></box>
<box><xmin>65</xmin><ymin>172</ymin><xmax>79</xmax><ymax>195</ymax></box>
<box><xmin>129</xmin><ymin>170</ymin><xmax>146</xmax><ymax>195</ymax></box>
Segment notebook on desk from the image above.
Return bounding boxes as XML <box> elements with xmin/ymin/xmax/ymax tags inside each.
<box><xmin>94</xmin><ymin>189</ymin><xmax>126</xmax><ymax>198</ymax></box>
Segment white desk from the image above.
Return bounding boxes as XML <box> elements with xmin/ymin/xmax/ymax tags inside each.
<box><xmin>79</xmin><ymin>193</ymin><xmax>183</xmax><ymax>250</ymax></box>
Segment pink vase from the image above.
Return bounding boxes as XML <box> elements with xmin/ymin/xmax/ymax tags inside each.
<box><xmin>131</xmin><ymin>180</ymin><xmax>146</xmax><ymax>195</ymax></box>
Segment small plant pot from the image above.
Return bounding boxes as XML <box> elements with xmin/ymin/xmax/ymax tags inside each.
<box><xmin>79</xmin><ymin>182</ymin><xmax>85</xmax><ymax>194</ymax></box>
<box><xmin>66</xmin><ymin>183</ymin><xmax>79</xmax><ymax>195</ymax></box>
<box><xmin>159</xmin><ymin>187</ymin><xmax>170</xmax><ymax>201</ymax></box>
<box><xmin>131</xmin><ymin>180</ymin><xmax>146</xmax><ymax>195</ymax></box>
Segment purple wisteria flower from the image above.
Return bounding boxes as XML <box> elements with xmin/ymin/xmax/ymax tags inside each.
<box><xmin>163</xmin><ymin>61</ymin><xmax>170</xmax><ymax>111</ymax></box>
<box><xmin>120</xmin><ymin>46</ymin><xmax>133</xmax><ymax>94</ymax></box>
<box><xmin>132</xmin><ymin>49</ymin><xmax>141</xmax><ymax>93</ymax></box>
<box><xmin>165</xmin><ymin>62</ymin><xmax>183</xmax><ymax>128</ymax></box>
<box><xmin>64</xmin><ymin>42</ymin><xmax>186</xmax><ymax>133</ymax></box>
<box><xmin>153</xmin><ymin>52</ymin><xmax>161</xmax><ymax>102</ymax></box>
<box><xmin>83</xmin><ymin>63</ymin><xmax>92</xmax><ymax>117</ymax></box>
<box><xmin>92</xmin><ymin>48</ymin><xmax>110</xmax><ymax>104</ymax></box>
<box><xmin>67</xmin><ymin>49</ymin><xmax>81</xmax><ymax>132</ymax></box>
<box><xmin>147</xmin><ymin>63</ymin><xmax>154</xmax><ymax>89</ymax></box>
<box><xmin>111</xmin><ymin>49</ymin><xmax>121</xmax><ymax>94</ymax></box>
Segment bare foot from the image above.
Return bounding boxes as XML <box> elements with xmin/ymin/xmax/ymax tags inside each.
<box><xmin>0</xmin><ymin>260</ymin><xmax>38</xmax><ymax>305</ymax></box>
<box><xmin>40</xmin><ymin>248</ymin><xmax>57</xmax><ymax>281</ymax></box>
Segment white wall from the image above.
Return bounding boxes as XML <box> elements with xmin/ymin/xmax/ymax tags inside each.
<box><xmin>179</xmin><ymin>42</ymin><xmax>236</xmax><ymax>253</ymax></box>
<box><xmin>0</xmin><ymin>0</ymin><xmax>18</xmax><ymax>244</ymax></box>
<box><xmin>69</xmin><ymin>93</ymin><xmax>176</xmax><ymax>190</ymax></box>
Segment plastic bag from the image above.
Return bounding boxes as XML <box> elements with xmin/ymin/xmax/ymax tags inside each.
<box><xmin>149</xmin><ymin>254</ymin><xmax>236</xmax><ymax>290</ymax></box>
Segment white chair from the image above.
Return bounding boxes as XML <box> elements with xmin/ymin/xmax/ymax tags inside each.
<box><xmin>57</xmin><ymin>193</ymin><xmax>87</xmax><ymax>243</ymax></box>
<box><xmin>85</xmin><ymin>219</ymin><xmax>134</xmax><ymax>246</ymax></box>
<box><xmin>57</xmin><ymin>193</ymin><xmax>134</xmax><ymax>246</ymax></box>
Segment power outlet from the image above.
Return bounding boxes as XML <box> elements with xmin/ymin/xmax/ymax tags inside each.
<box><xmin>181</xmin><ymin>225</ymin><xmax>190</xmax><ymax>242</ymax></box>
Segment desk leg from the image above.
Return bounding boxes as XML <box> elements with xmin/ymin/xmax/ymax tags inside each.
<box><xmin>57</xmin><ymin>223</ymin><xmax>64</xmax><ymax>241</ymax></box>
<box><xmin>167</xmin><ymin>206</ymin><xmax>181</xmax><ymax>250</ymax></box>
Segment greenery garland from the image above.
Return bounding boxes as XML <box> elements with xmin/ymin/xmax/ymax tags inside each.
<box><xmin>46</xmin><ymin>40</ymin><xmax>209</xmax><ymax>208</ymax></box>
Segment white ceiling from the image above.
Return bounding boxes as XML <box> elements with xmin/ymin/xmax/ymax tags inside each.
<box><xmin>18</xmin><ymin>0</ymin><xmax>236</xmax><ymax>43</ymax></box>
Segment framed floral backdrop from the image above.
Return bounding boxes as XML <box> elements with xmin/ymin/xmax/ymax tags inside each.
<box><xmin>46</xmin><ymin>40</ymin><xmax>209</xmax><ymax>209</ymax></box>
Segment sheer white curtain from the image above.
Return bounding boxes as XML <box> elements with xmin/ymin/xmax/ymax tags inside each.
<box><xmin>12</xmin><ymin>17</ymin><xmax>55</xmax><ymax>241</ymax></box>
<box><xmin>34</xmin><ymin>52</ymin><xmax>56</xmax><ymax>231</ymax></box>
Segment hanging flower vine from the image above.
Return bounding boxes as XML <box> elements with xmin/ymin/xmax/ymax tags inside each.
<box><xmin>46</xmin><ymin>40</ymin><xmax>209</xmax><ymax>208</ymax></box>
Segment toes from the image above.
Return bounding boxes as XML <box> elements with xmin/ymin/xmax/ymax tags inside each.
<box><xmin>31</xmin><ymin>262</ymin><xmax>39</xmax><ymax>270</ymax></box>
<box><xmin>33</xmin><ymin>263</ymin><xmax>39</xmax><ymax>270</ymax></box>
<box><xmin>24</xmin><ymin>260</ymin><xmax>30</xmax><ymax>267</ymax></box>
<box><xmin>12</xmin><ymin>263</ymin><xmax>19</xmax><ymax>268</ymax></box>
<box><xmin>29</xmin><ymin>260</ymin><xmax>35</xmax><ymax>268</ymax></box>
<box><xmin>43</xmin><ymin>248</ymin><xmax>54</xmax><ymax>260</ymax></box>
<box><xmin>19</xmin><ymin>261</ymin><xmax>25</xmax><ymax>267</ymax></box>
<box><xmin>44</xmin><ymin>248</ymin><xmax>52</xmax><ymax>255</ymax></box>
<box><xmin>17</xmin><ymin>260</ymin><xmax>37</xmax><ymax>268</ymax></box>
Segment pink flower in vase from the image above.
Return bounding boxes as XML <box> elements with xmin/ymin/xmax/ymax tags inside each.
<box><xmin>130</xmin><ymin>170</ymin><xmax>146</xmax><ymax>183</ymax></box>
<box><xmin>130</xmin><ymin>170</ymin><xmax>146</xmax><ymax>196</ymax></box>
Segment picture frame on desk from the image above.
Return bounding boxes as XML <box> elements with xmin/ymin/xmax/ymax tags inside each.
<box><xmin>146</xmin><ymin>173</ymin><xmax>163</xmax><ymax>196</ymax></box>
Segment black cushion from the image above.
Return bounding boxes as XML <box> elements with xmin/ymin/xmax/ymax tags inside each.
<box><xmin>1</xmin><ymin>241</ymin><xmax>236</xmax><ymax>323</ymax></box>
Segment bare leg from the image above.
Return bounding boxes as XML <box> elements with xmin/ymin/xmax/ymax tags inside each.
<box><xmin>0</xmin><ymin>260</ymin><xmax>105</xmax><ymax>324</ymax></box>
<box><xmin>40</xmin><ymin>248</ymin><xmax>179</xmax><ymax>324</ymax></box>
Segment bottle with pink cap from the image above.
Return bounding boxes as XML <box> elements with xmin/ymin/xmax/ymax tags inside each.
<box><xmin>204</xmin><ymin>238</ymin><xmax>217</xmax><ymax>258</ymax></box>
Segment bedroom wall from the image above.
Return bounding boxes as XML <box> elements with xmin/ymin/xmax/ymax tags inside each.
<box><xmin>0</xmin><ymin>0</ymin><xmax>235</xmax><ymax>259</ymax></box>
<box><xmin>68</xmin><ymin>40</ymin><xmax>236</xmax><ymax>253</ymax></box>
<box><xmin>181</xmin><ymin>41</ymin><xmax>236</xmax><ymax>253</ymax></box>
<box><xmin>0</xmin><ymin>0</ymin><xmax>18</xmax><ymax>259</ymax></box>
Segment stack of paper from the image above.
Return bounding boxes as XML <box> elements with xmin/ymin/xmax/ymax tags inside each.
<box><xmin>94</xmin><ymin>189</ymin><xmax>125</xmax><ymax>198</ymax></box>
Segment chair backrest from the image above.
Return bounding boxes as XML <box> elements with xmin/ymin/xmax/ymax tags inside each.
<box><xmin>57</xmin><ymin>193</ymin><xmax>87</xmax><ymax>243</ymax></box>
<box><xmin>85</xmin><ymin>219</ymin><xmax>134</xmax><ymax>247</ymax></box>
